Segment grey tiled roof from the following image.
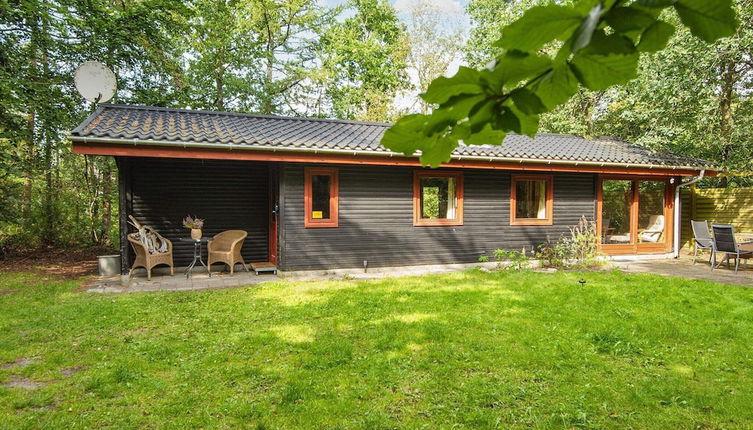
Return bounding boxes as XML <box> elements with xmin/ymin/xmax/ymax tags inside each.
<box><xmin>71</xmin><ymin>104</ymin><xmax>715</xmax><ymax>170</ymax></box>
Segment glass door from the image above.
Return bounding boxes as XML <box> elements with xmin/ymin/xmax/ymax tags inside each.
<box><xmin>601</xmin><ymin>180</ymin><xmax>634</xmax><ymax>246</ymax></box>
<box><xmin>599</xmin><ymin>177</ymin><xmax>671</xmax><ymax>254</ymax></box>
<box><xmin>637</xmin><ymin>181</ymin><xmax>667</xmax><ymax>245</ymax></box>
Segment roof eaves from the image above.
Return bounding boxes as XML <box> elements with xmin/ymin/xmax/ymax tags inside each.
<box><xmin>67</xmin><ymin>135</ymin><xmax>716</xmax><ymax>172</ymax></box>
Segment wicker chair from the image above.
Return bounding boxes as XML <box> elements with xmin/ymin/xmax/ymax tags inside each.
<box><xmin>208</xmin><ymin>230</ymin><xmax>248</xmax><ymax>275</ymax></box>
<box><xmin>127</xmin><ymin>232</ymin><xmax>174</xmax><ymax>280</ymax></box>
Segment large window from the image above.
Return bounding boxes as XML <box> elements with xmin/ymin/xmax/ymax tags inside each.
<box><xmin>510</xmin><ymin>175</ymin><xmax>553</xmax><ymax>225</ymax></box>
<box><xmin>601</xmin><ymin>179</ymin><xmax>633</xmax><ymax>244</ymax></box>
<box><xmin>598</xmin><ymin>177</ymin><xmax>670</xmax><ymax>250</ymax></box>
<box><xmin>413</xmin><ymin>171</ymin><xmax>463</xmax><ymax>226</ymax></box>
<box><xmin>304</xmin><ymin>167</ymin><xmax>338</xmax><ymax>228</ymax></box>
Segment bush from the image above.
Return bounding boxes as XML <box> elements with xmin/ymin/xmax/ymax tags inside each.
<box><xmin>537</xmin><ymin>216</ymin><xmax>602</xmax><ymax>269</ymax></box>
<box><xmin>478</xmin><ymin>248</ymin><xmax>531</xmax><ymax>270</ymax></box>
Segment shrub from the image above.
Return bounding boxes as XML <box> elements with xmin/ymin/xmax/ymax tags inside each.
<box><xmin>538</xmin><ymin>216</ymin><xmax>602</xmax><ymax>269</ymax></box>
<box><xmin>476</xmin><ymin>248</ymin><xmax>531</xmax><ymax>270</ymax></box>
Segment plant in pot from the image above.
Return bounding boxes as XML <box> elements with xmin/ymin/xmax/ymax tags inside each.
<box><xmin>183</xmin><ymin>215</ymin><xmax>205</xmax><ymax>240</ymax></box>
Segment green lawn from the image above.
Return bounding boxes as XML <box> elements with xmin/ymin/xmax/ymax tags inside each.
<box><xmin>1</xmin><ymin>269</ymin><xmax>752</xmax><ymax>429</ymax></box>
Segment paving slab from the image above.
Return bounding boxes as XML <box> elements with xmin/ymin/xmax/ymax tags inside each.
<box><xmin>85</xmin><ymin>270</ymin><xmax>278</xmax><ymax>293</ymax></box>
<box><xmin>614</xmin><ymin>256</ymin><xmax>753</xmax><ymax>287</ymax></box>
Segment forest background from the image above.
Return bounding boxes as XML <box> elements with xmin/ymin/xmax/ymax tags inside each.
<box><xmin>1</xmin><ymin>0</ymin><xmax>750</xmax><ymax>249</ymax></box>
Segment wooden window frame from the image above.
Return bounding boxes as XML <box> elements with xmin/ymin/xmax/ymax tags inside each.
<box><xmin>510</xmin><ymin>174</ymin><xmax>554</xmax><ymax>226</ymax></box>
<box><xmin>413</xmin><ymin>170</ymin><xmax>464</xmax><ymax>227</ymax></box>
<box><xmin>596</xmin><ymin>175</ymin><xmax>674</xmax><ymax>255</ymax></box>
<box><xmin>304</xmin><ymin>167</ymin><xmax>339</xmax><ymax>228</ymax></box>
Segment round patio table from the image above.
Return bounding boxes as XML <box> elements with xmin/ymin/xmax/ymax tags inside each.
<box><xmin>179</xmin><ymin>237</ymin><xmax>212</xmax><ymax>278</ymax></box>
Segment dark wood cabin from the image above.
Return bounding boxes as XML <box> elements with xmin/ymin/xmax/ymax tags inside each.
<box><xmin>70</xmin><ymin>104</ymin><xmax>716</xmax><ymax>274</ymax></box>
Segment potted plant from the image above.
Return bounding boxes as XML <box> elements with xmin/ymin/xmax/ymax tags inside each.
<box><xmin>183</xmin><ymin>215</ymin><xmax>205</xmax><ymax>240</ymax></box>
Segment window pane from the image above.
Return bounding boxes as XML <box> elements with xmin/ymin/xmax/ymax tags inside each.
<box><xmin>638</xmin><ymin>181</ymin><xmax>666</xmax><ymax>243</ymax></box>
<box><xmin>515</xmin><ymin>180</ymin><xmax>547</xmax><ymax>219</ymax></box>
<box><xmin>311</xmin><ymin>174</ymin><xmax>331</xmax><ymax>219</ymax></box>
<box><xmin>602</xmin><ymin>180</ymin><xmax>632</xmax><ymax>244</ymax></box>
<box><xmin>420</xmin><ymin>177</ymin><xmax>457</xmax><ymax>219</ymax></box>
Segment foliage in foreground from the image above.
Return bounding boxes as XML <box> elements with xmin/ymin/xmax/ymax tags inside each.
<box><xmin>464</xmin><ymin>0</ymin><xmax>753</xmax><ymax>185</ymax></box>
<box><xmin>1</xmin><ymin>270</ymin><xmax>753</xmax><ymax>428</ymax></box>
<box><xmin>382</xmin><ymin>0</ymin><xmax>739</xmax><ymax>166</ymax></box>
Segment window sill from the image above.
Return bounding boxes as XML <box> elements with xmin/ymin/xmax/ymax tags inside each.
<box><xmin>414</xmin><ymin>219</ymin><xmax>463</xmax><ymax>227</ymax></box>
<box><xmin>510</xmin><ymin>218</ymin><xmax>553</xmax><ymax>226</ymax></box>
<box><xmin>304</xmin><ymin>220</ymin><xmax>339</xmax><ymax>228</ymax></box>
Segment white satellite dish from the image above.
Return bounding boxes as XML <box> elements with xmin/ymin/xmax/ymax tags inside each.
<box><xmin>74</xmin><ymin>61</ymin><xmax>116</xmax><ymax>103</ymax></box>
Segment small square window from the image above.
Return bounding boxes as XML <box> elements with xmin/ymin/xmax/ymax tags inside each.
<box><xmin>413</xmin><ymin>171</ymin><xmax>463</xmax><ymax>226</ymax></box>
<box><xmin>305</xmin><ymin>167</ymin><xmax>338</xmax><ymax>228</ymax></box>
<box><xmin>510</xmin><ymin>175</ymin><xmax>553</xmax><ymax>225</ymax></box>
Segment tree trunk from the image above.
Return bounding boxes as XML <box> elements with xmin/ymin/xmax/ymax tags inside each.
<box><xmin>101</xmin><ymin>159</ymin><xmax>113</xmax><ymax>245</ymax></box>
<box><xmin>214</xmin><ymin>63</ymin><xmax>224</xmax><ymax>110</ymax></box>
<box><xmin>42</xmin><ymin>137</ymin><xmax>54</xmax><ymax>245</ymax></box>
<box><xmin>86</xmin><ymin>156</ymin><xmax>101</xmax><ymax>244</ymax></box>
<box><xmin>22</xmin><ymin>109</ymin><xmax>35</xmax><ymax>222</ymax></box>
<box><xmin>262</xmin><ymin>4</ymin><xmax>275</xmax><ymax>115</ymax></box>
<box><xmin>263</xmin><ymin>54</ymin><xmax>274</xmax><ymax>114</ymax></box>
<box><xmin>717</xmin><ymin>60</ymin><xmax>735</xmax><ymax>188</ymax></box>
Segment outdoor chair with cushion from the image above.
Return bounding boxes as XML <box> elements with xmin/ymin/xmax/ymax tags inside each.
<box><xmin>638</xmin><ymin>215</ymin><xmax>665</xmax><ymax>243</ymax></box>
<box><xmin>691</xmin><ymin>220</ymin><xmax>714</xmax><ymax>265</ymax></box>
<box><xmin>711</xmin><ymin>224</ymin><xmax>753</xmax><ymax>273</ymax></box>
<box><xmin>208</xmin><ymin>230</ymin><xmax>249</xmax><ymax>275</ymax></box>
<box><xmin>127</xmin><ymin>216</ymin><xmax>174</xmax><ymax>280</ymax></box>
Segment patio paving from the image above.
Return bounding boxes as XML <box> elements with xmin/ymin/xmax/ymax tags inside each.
<box><xmin>614</xmin><ymin>255</ymin><xmax>753</xmax><ymax>287</ymax></box>
<box><xmin>83</xmin><ymin>255</ymin><xmax>753</xmax><ymax>293</ymax></box>
<box><xmin>86</xmin><ymin>269</ymin><xmax>279</xmax><ymax>293</ymax></box>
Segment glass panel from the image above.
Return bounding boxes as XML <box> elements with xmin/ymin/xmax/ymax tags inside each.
<box><xmin>638</xmin><ymin>181</ymin><xmax>666</xmax><ymax>243</ymax></box>
<box><xmin>602</xmin><ymin>180</ymin><xmax>632</xmax><ymax>245</ymax></box>
<box><xmin>515</xmin><ymin>180</ymin><xmax>548</xmax><ymax>219</ymax></box>
<box><xmin>311</xmin><ymin>174</ymin><xmax>331</xmax><ymax>220</ymax></box>
<box><xmin>420</xmin><ymin>177</ymin><xmax>457</xmax><ymax>219</ymax></box>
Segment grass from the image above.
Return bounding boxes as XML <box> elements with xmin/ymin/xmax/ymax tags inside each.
<box><xmin>0</xmin><ymin>269</ymin><xmax>752</xmax><ymax>429</ymax></box>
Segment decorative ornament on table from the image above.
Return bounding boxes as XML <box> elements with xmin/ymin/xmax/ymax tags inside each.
<box><xmin>183</xmin><ymin>215</ymin><xmax>205</xmax><ymax>240</ymax></box>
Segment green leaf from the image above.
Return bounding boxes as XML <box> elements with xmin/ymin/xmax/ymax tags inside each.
<box><xmin>380</xmin><ymin>114</ymin><xmax>430</xmax><ymax>155</ymax></box>
<box><xmin>421</xmin><ymin>66</ymin><xmax>483</xmax><ymax>105</ymax></box>
<box><xmin>422</xmin><ymin>94</ymin><xmax>486</xmax><ymax>135</ymax></box>
<box><xmin>480</xmin><ymin>51</ymin><xmax>552</xmax><ymax>93</ymax></box>
<box><xmin>467</xmin><ymin>99</ymin><xmax>498</xmax><ymax>133</ymax></box>
<box><xmin>419</xmin><ymin>136</ymin><xmax>457</xmax><ymax>168</ymax></box>
<box><xmin>571</xmin><ymin>3</ymin><xmax>602</xmax><ymax>53</ymax></box>
<box><xmin>674</xmin><ymin>0</ymin><xmax>737</xmax><ymax>43</ymax></box>
<box><xmin>495</xmin><ymin>106</ymin><xmax>521</xmax><ymax>134</ymax></box>
<box><xmin>581</xmin><ymin>31</ymin><xmax>636</xmax><ymax>55</ymax></box>
<box><xmin>570</xmin><ymin>52</ymin><xmax>639</xmax><ymax>90</ymax></box>
<box><xmin>510</xmin><ymin>89</ymin><xmax>547</xmax><ymax>115</ymax></box>
<box><xmin>509</xmin><ymin>105</ymin><xmax>540</xmax><ymax>138</ymax></box>
<box><xmin>462</xmin><ymin>124</ymin><xmax>507</xmax><ymax>147</ymax></box>
<box><xmin>496</xmin><ymin>5</ymin><xmax>583</xmax><ymax>53</ymax></box>
<box><xmin>605</xmin><ymin>7</ymin><xmax>657</xmax><ymax>35</ymax></box>
<box><xmin>531</xmin><ymin>65</ymin><xmax>579</xmax><ymax>110</ymax></box>
<box><xmin>637</xmin><ymin>21</ymin><xmax>675</xmax><ymax>53</ymax></box>
<box><xmin>573</xmin><ymin>0</ymin><xmax>619</xmax><ymax>14</ymax></box>
<box><xmin>636</xmin><ymin>0</ymin><xmax>676</xmax><ymax>7</ymax></box>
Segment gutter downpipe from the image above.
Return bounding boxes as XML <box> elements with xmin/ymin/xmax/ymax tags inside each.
<box><xmin>673</xmin><ymin>169</ymin><xmax>705</xmax><ymax>258</ymax></box>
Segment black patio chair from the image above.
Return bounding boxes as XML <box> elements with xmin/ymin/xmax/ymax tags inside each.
<box><xmin>711</xmin><ymin>224</ymin><xmax>753</xmax><ymax>273</ymax></box>
<box><xmin>691</xmin><ymin>220</ymin><xmax>714</xmax><ymax>265</ymax></box>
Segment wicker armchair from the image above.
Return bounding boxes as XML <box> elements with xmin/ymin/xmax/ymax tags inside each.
<box><xmin>127</xmin><ymin>232</ymin><xmax>174</xmax><ymax>280</ymax></box>
<box><xmin>208</xmin><ymin>230</ymin><xmax>248</xmax><ymax>275</ymax></box>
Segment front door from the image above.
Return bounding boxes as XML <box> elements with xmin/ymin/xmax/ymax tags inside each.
<box><xmin>597</xmin><ymin>176</ymin><xmax>673</xmax><ymax>255</ymax></box>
